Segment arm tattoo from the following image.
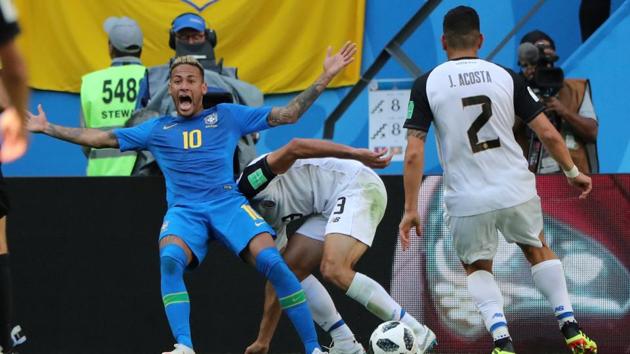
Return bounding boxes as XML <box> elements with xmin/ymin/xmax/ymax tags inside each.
<box><xmin>46</xmin><ymin>123</ymin><xmax>117</xmax><ymax>148</ymax></box>
<box><xmin>407</xmin><ymin>128</ymin><xmax>427</xmax><ymax>141</ymax></box>
<box><xmin>47</xmin><ymin>123</ymin><xmax>87</xmax><ymax>142</ymax></box>
<box><xmin>268</xmin><ymin>75</ymin><xmax>330</xmax><ymax>126</ymax></box>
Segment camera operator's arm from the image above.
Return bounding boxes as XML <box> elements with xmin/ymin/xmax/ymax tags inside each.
<box><xmin>544</xmin><ymin>96</ymin><xmax>597</xmax><ymax>143</ymax></box>
<box><xmin>528</xmin><ymin>112</ymin><xmax>592</xmax><ymax>198</ymax></box>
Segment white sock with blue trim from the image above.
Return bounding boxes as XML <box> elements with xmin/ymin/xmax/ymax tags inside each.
<box><xmin>467</xmin><ymin>270</ymin><xmax>510</xmax><ymax>341</ymax></box>
<box><xmin>346</xmin><ymin>272</ymin><xmax>427</xmax><ymax>339</ymax></box>
<box><xmin>531</xmin><ymin>259</ymin><xmax>576</xmax><ymax>328</ymax></box>
<box><xmin>301</xmin><ymin>275</ymin><xmax>355</xmax><ymax>348</ymax></box>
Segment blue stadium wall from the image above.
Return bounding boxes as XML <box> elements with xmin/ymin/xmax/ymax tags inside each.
<box><xmin>6</xmin><ymin>0</ymin><xmax>629</xmax><ymax>176</ymax></box>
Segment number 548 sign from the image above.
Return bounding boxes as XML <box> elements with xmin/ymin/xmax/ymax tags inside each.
<box><xmin>368</xmin><ymin>89</ymin><xmax>411</xmax><ymax>162</ymax></box>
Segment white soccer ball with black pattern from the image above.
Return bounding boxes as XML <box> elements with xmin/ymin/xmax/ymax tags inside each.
<box><xmin>369</xmin><ymin>321</ymin><xmax>417</xmax><ymax>354</ymax></box>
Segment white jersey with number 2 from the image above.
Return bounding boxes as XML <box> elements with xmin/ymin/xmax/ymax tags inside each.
<box><xmin>404</xmin><ymin>58</ymin><xmax>545</xmax><ymax>216</ymax></box>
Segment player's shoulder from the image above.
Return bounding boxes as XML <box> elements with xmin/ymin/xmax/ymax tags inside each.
<box><xmin>410</xmin><ymin>69</ymin><xmax>437</xmax><ymax>100</ymax></box>
<box><xmin>145</xmin><ymin>115</ymin><xmax>176</xmax><ymax>131</ymax></box>
<box><xmin>411</xmin><ymin>68</ymin><xmax>436</xmax><ymax>90</ymax></box>
<box><xmin>485</xmin><ymin>61</ymin><xmax>521</xmax><ymax>82</ymax></box>
<box><xmin>215</xmin><ymin>103</ymin><xmax>245</xmax><ymax>114</ymax></box>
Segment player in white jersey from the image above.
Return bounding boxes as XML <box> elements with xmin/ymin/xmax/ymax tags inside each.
<box><xmin>238</xmin><ymin>138</ymin><xmax>437</xmax><ymax>354</ymax></box>
<box><xmin>399</xmin><ymin>6</ymin><xmax>596</xmax><ymax>354</ymax></box>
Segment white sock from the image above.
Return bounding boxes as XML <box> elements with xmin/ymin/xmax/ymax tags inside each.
<box><xmin>531</xmin><ymin>259</ymin><xmax>576</xmax><ymax>328</ymax></box>
<box><xmin>467</xmin><ymin>270</ymin><xmax>510</xmax><ymax>341</ymax></box>
<box><xmin>346</xmin><ymin>272</ymin><xmax>427</xmax><ymax>338</ymax></box>
<box><xmin>301</xmin><ymin>275</ymin><xmax>355</xmax><ymax>347</ymax></box>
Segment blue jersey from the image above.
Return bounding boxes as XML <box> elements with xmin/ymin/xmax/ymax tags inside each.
<box><xmin>113</xmin><ymin>103</ymin><xmax>271</xmax><ymax>206</ymax></box>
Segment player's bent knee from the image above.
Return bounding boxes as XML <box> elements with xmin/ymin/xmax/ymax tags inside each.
<box><xmin>255</xmin><ymin>247</ymin><xmax>285</xmax><ymax>278</ymax></box>
<box><xmin>520</xmin><ymin>243</ymin><xmax>557</xmax><ymax>265</ymax></box>
<box><xmin>320</xmin><ymin>257</ymin><xmax>345</xmax><ymax>286</ymax></box>
<box><xmin>286</xmin><ymin>260</ymin><xmax>311</xmax><ymax>280</ymax></box>
<box><xmin>463</xmin><ymin>259</ymin><xmax>493</xmax><ymax>274</ymax></box>
<box><xmin>160</xmin><ymin>244</ymin><xmax>188</xmax><ymax>276</ymax></box>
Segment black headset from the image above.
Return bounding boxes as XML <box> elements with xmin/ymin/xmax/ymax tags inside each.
<box><xmin>168</xmin><ymin>12</ymin><xmax>217</xmax><ymax>50</ymax></box>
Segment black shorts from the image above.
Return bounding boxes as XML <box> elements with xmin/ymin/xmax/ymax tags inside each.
<box><xmin>0</xmin><ymin>166</ymin><xmax>10</xmax><ymax>217</ymax></box>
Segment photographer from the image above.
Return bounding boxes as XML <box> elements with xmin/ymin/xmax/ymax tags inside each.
<box><xmin>516</xmin><ymin>30</ymin><xmax>599</xmax><ymax>174</ymax></box>
<box><xmin>133</xmin><ymin>13</ymin><xmax>262</xmax><ymax>178</ymax></box>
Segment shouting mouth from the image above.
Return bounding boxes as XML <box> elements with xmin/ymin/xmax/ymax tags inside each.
<box><xmin>178</xmin><ymin>93</ymin><xmax>193</xmax><ymax>112</ymax></box>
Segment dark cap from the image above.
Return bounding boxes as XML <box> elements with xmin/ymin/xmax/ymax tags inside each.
<box><xmin>520</xmin><ymin>30</ymin><xmax>556</xmax><ymax>50</ymax></box>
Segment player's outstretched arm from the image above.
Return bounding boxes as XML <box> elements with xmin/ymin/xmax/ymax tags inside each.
<box><xmin>245</xmin><ymin>281</ymin><xmax>282</xmax><ymax>354</ymax></box>
<box><xmin>528</xmin><ymin>112</ymin><xmax>592</xmax><ymax>199</ymax></box>
<box><xmin>0</xmin><ymin>40</ymin><xmax>28</xmax><ymax>125</ymax></box>
<box><xmin>0</xmin><ymin>39</ymin><xmax>30</xmax><ymax>162</ymax></box>
<box><xmin>266</xmin><ymin>138</ymin><xmax>392</xmax><ymax>174</ymax></box>
<box><xmin>268</xmin><ymin>41</ymin><xmax>357</xmax><ymax>127</ymax></box>
<box><xmin>399</xmin><ymin>129</ymin><xmax>427</xmax><ymax>251</ymax></box>
<box><xmin>27</xmin><ymin>104</ymin><xmax>119</xmax><ymax>149</ymax></box>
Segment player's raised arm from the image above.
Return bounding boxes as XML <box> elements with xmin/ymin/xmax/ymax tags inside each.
<box><xmin>399</xmin><ymin>129</ymin><xmax>427</xmax><ymax>251</ymax></box>
<box><xmin>267</xmin><ymin>41</ymin><xmax>357</xmax><ymax>127</ymax></box>
<box><xmin>27</xmin><ymin>104</ymin><xmax>119</xmax><ymax>148</ymax></box>
<box><xmin>266</xmin><ymin>138</ymin><xmax>391</xmax><ymax>174</ymax></box>
<box><xmin>528</xmin><ymin>112</ymin><xmax>592</xmax><ymax>199</ymax></box>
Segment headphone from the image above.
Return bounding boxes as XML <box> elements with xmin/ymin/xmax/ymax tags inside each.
<box><xmin>168</xmin><ymin>12</ymin><xmax>217</xmax><ymax>50</ymax></box>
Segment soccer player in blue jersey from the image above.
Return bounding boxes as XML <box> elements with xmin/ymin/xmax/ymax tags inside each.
<box><xmin>26</xmin><ymin>42</ymin><xmax>357</xmax><ymax>354</ymax></box>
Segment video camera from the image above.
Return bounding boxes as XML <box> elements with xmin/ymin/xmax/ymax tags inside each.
<box><xmin>518</xmin><ymin>42</ymin><xmax>564</xmax><ymax>97</ymax></box>
<box><xmin>174</xmin><ymin>39</ymin><xmax>224</xmax><ymax>75</ymax></box>
<box><xmin>518</xmin><ymin>42</ymin><xmax>567</xmax><ymax>171</ymax></box>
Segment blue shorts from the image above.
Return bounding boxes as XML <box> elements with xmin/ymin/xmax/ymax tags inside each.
<box><xmin>159</xmin><ymin>189</ymin><xmax>275</xmax><ymax>267</ymax></box>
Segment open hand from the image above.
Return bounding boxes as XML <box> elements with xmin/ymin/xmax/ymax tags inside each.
<box><xmin>323</xmin><ymin>41</ymin><xmax>357</xmax><ymax>78</ymax></box>
<box><xmin>26</xmin><ymin>104</ymin><xmax>49</xmax><ymax>133</ymax></box>
<box><xmin>399</xmin><ymin>211</ymin><xmax>421</xmax><ymax>251</ymax></box>
<box><xmin>0</xmin><ymin>106</ymin><xmax>28</xmax><ymax>162</ymax></box>
<box><xmin>354</xmin><ymin>148</ymin><xmax>393</xmax><ymax>169</ymax></box>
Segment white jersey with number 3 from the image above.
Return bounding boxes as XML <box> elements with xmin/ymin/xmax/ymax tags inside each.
<box><xmin>238</xmin><ymin>156</ymin><xmax>387</xmax><ymax>248</ymax></box>
<box><xmin>404</xmin><ymin>58</ymin><xmax>545</xmax><ymax>216</ymax></box>
<box><xmin>252</xmin><ymin>158</ymin><xmax>367</xmax><ymax>230</ymax></box>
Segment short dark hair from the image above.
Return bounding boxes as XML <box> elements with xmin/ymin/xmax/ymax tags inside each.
<box><xmin>169</xmin><ymin>55</ymin><xmax>205</xmax><ymax>80</ymax></box>
<box><xmin>443</xmin><ymin>6</ymin><xmax>481</xmax><ymax>49</ymax></box>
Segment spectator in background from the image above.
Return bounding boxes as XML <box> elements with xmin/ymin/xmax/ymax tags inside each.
<box><xmin>135</xmin><ymin>12</ymin><xmax>261</xmax><ymax>179</ymax></box>
<box><xmin>80</xmin><ymin>16</ymin><xmax>146</xmax><ymax>176</ymax></box>
<box><xmin>0</xmin><ymin>1</ymin><xmax>28</xmax><ymax>353</ymax></box>
<box><xmin>136</xmin><ymin>12</ymin><xmax>227</xmax><ymax>109</ymax></box>
<box><xmin>515</xmin><ymin>30</ymin><xmax>599</xmax><ymax>174</ymax></box>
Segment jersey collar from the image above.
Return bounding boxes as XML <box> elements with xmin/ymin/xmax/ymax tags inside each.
<box><xmin>449</xmin><ymin>56</ymin><xmax>479</xmax><ymax>61</ymax></box>
<box><xmin>175</xmin><ymin>107</ymin><xmax>214</xmax><ymax>122</ymax></box>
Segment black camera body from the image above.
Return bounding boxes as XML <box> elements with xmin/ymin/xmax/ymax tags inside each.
<box><xmin>518</xmin><ymin>42</ymin><xmax>567</xmax><ymax>171</ymax></box>
<box><xmin>528</xmin><ymin>43</ymin><xmax>564</xmax><ymax>98</ymax></box>
<box><xmin>174</xmin><ymin>40</ymin><xmax>222</xmax><ymax>74</ymax></box>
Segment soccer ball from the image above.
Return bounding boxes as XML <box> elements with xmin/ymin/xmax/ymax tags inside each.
<box><xmin>369</xmin><ymin>321</ymin><xmax>417</xmax><ymax>354</ymax></box>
